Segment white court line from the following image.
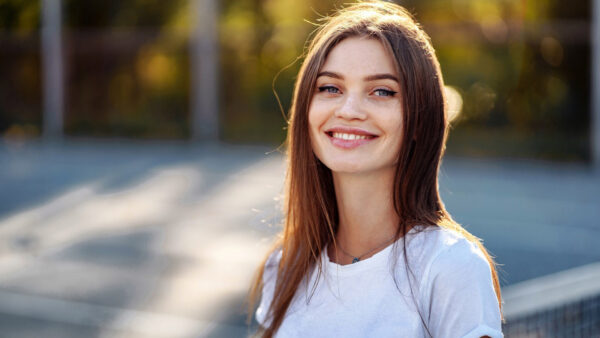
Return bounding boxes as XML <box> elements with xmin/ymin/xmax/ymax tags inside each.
<box><xmin>502</xmin><ymin>261</ymin><xmax>600</xmax><ymax>320</ymax></box>
<box><xmin>0</xmin><ymin>289</ymin><xmax>246</xmax><ymax>337</ymax></box>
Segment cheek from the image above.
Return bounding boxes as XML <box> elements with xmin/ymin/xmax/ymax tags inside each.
<box><xmin>385</xmin><ymin>116</ymin><xmax>404</xmax><ymax>166</ymax></box>
<box><xmin>307</xmin><ymin>110</ymin><xmax>320</xmax><ymax>152</ymax></box>
<box><xmin>308</xmin><ymin>102</ymin><xmax>327</xmax><ymax>135</ymax></box>
<box><xmin>307</xmin><ymin>101</ymin><xmax>332</xmax><ymax>161</ymax></box>
<box><xmin>392</xmin><ymin>118</ymin><xmax>403</xmax><ymax>139</ymax></box>
<box><xmin>385</xmin><ymin>109</ymin><xmax>404</xmax><ymax>149</ymax></box>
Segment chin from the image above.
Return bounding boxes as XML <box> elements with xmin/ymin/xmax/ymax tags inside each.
<box><xmin>319</xmin><ymin>158</ymin><xmax>369</xmax><ymax>174</ymax></box>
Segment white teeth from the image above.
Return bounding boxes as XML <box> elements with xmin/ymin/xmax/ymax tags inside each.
<box><xmin>332</xmin><ymin>132</ymin><xmax>369</xmax><ymax>140</ymax></box>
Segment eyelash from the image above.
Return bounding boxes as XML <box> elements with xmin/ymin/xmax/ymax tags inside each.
<box><xmin>317</xmin><ymin>86</ymin><xmax>397</xmax><ymax>97</ymax></box>
<box><xmin>318</xmin><ymin>86</ymin><xmax>340</xmax><ymax>94</ymax></box>
<box><xmin>374</xmin><ymin>89</ymin><xmax>397</xmax><ymax>97</ymax></box>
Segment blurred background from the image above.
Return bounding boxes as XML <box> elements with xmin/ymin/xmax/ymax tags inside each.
<box><xmin>0</xmin><ymin>0</ymin><xmax>599</xmax><ymax>337</ymax></box>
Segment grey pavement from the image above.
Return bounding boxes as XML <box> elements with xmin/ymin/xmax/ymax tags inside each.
<box><xmin>0</xmin><ymin>138</ymin><xmax>598</xmax><ymax>337</ymax></box>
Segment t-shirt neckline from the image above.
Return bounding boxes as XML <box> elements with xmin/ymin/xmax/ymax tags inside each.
<box><xmin>322</xmin><ymin>226</ymin><xmax>423</xmax><ymax>275</ymax></box>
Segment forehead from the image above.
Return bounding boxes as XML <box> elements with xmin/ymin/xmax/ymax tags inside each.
<box><xmin>320</xmin><ymin>36</ymin><xmax>397</xmax><ymax>77</ymax></box>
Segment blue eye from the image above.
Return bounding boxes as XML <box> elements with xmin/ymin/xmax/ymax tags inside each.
<box><xmin>374</xmin><ymin>89</ymin><xmax>397</xmax><ymax>97</ymax></box>
<box><xmin>318</xmin><ymin>86</ymin><xmax>340</xmax><ymax>94</ymax></box>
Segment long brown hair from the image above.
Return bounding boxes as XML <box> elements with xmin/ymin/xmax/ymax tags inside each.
<box><xmin>248</xmin><ymin>1</ymin><xmax>502</xmax><ymax>336</ymax></box>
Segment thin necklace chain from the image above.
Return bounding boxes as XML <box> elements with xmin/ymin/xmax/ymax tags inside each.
<box><xmin>336</xmin><ymin>237</ymin><xmax>396</xmax><ymax>264</ymax></box>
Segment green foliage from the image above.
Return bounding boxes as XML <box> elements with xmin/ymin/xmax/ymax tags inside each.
<box><xmin>0</xmin><ymin>0</ymin><xmax>40</xmax><ymax>32</ymax></box>
<box><xmin>405</xmin><ymin>0</ymin><xmax>587</xmax><ymax>160</ymax></box>
<box><xmin>0</xmin><ymin>0</ymin><xmax>41</xmax><ymax>137</ymax></box>
<box><xmin>218</xmin><ymin>0</ymin><xmax>342</xmax><ymax>144</ymax></box>
<box><xmin>63</xmin><ymin>0</ymin><xmax>189</xmax><ymax>29</ymax></box>
<box><xmin>61</xmin><ymin>0</ymin><xmax>191</xmax><ymax>139</ymax></box>
<box><xmin>0</xmin><ymin>0</ymin><xmax>590</xmax><ymax>160</ymax></box>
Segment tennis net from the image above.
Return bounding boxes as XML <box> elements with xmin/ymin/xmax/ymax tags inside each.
<box><xmin>501</xmin><ymin>262</ymin><xmax>600</xmax><ymax>337</ymax></box>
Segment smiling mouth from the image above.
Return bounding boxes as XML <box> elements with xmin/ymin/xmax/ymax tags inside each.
<box><xmin>325</xmin><ymin>131</ymin><xmax>377</xmax><ymax>140</ymax></box>
<box><xmin>327</xmin><ymin>132</ymin><xmax>374</xmax><ymax>140</ymax></box>
<box><xmin>324</xmin><ymin>130</ymin><xmax>378</xmax><ymax>149</ymax></box>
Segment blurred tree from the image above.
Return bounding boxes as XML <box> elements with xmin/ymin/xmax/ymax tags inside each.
<box><xmin>411</xmin><ymin>0</ymin><xmax>589</xmax><ymax>160</ymax></box>
<box><xmin>62</xmin><ymin>0</ymin><xmax>190</xmax><ymax>139</ymax></box>
<box><xmin>0</xmin><ymin>0</ymin><xmax>590</xmax><ymax>161</ymax></box>
<box><xmin>218</xmin><ymin>0</ymin><xmax>590</xmax><ymax>160</ymax></box>
<box><xmin>219</xmin><ymin>0</ymin><xmax>343</xmax><ymax>144</ymax></box>
<box><xmin>0</xmin><ymin>0</ymin><xmax>41</xmax><ymax>139</ymax></box>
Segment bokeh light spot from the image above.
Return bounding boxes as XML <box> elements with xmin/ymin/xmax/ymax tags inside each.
<box><xmin>540</xmin><ymin>36</ymin><xmax>564</xmax><ymax>67</ymax></box>
<box><xmin>445</xmin><ymin>85</ymin><xmax>464</xmax><ymax>122</ymax></box>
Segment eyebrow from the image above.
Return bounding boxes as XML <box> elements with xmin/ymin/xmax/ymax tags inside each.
<box><xmin>317</xmin><ymin>71</ymin><xmax>399</xmax><ymax>83</ymax></box>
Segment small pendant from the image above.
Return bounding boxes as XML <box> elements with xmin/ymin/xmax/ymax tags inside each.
<box><xmin>352</xmin><ymin>257</ymin><xmax>360</xmax><ymax>264</ymax></box>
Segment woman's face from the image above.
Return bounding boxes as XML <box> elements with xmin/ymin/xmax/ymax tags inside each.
<box><xmin>308</xmin><ymin>36</ymin><xmax>403</xmax><ymax>175</ymax></box>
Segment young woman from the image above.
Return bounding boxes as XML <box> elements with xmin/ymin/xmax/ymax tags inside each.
<box><xmin>249</xmin><ymin>1</ymin><xmax>503</xmax><ymax>337</ymax></box>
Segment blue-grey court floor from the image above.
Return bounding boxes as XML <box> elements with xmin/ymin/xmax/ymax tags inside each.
<box><xmin>0</xmin><ymin>138</ymin><xmax>599</xmax><ymax>337</ymax></box>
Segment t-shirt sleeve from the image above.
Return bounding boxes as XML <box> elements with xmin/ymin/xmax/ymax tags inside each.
<box><xmin>255</xmin><ymin>249</ymin><xmax>282</xmax><ymax>327</ymax></box>
<box><xmin>421</xmin><ymin>239</ymin><xmax>503</xmax><ymax>338</ymax></box>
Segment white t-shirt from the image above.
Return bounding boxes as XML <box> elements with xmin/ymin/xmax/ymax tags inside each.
<box><xmin>256</xmin><ymin>226</ymin><xmax>503</xmax><ymax>338</ymax></box>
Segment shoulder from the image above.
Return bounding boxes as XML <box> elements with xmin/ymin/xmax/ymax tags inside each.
<box><xmin>406</xmin><ymin>226</ymin><xmax>495</xmax><ymax>295</ymax></box>
<box><xmin>261</xmin><ymin>247</ymin><xmax>282</xmax><ymax>292</ymax></box>
<box><xmin>405</xmin><ymin>226</ymin><xmax>490</xmax><ymax>280</ymax></box>
<box><xmin>255</xmin><ymin>248</ymin><xmax>282</xmax><ymax>327</ymax></box>
<box><xmin>408</xmin><ymin>226</ymin><xmax>503</xmax><ymax>337</ymax></box>
<box><xmin>264</xmin><ymin>248</ymin><xmax>282</xmax><ymax>277</ymax></box>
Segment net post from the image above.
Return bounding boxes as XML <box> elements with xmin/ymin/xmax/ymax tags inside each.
<box><xmin>189</xmin><ymin>0</ymin><xmax>220</xmax><ymax>142</ymax></box>
<box><xmin>593</xmin><ymin>0</ymin><xmax>600</xmax><ymax>172</ymax></box>
<box><xmin>41</xmin><ymin>0</ymin><xmax>64</xmax><ymax>141</ymax></box>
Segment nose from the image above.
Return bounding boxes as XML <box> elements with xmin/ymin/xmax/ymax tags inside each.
<box><xmin>334</xmin><ymin>93</ymin><xmax>367</xmax><ymax>120</ymax></box>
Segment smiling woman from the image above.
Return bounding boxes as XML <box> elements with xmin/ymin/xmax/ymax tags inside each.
<box><xmin>309</xmin><ymin>37</ymin><xmax>403</xmax><ymax>174</ymax></box>
<box><xmin>249</xmin><ymin>1</ymin><xmax>503</xmax><ymax>337</ymax></box>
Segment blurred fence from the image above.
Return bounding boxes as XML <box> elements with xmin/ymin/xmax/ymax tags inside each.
<box><xmin>0</xmin><ymin>0</ymin><xmax>596</xmax><ymax>161</ymax></box>
<box><xmin>63</xmin><ymin>29</ymin><xmax>190</xmax><ymax>138</ymax></box>
<box><xmin>502</xmin><ymin>262</ymin><xmax>600</xmax><ymax>337</ymax></box>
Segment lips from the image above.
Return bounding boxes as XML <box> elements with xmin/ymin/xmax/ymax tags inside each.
<box><xmin>324</xmin><ymin>126</ymin><xmax>378</xmax><ymax>149</ymax></box>
<box><xmin>325</xmin><ymin>126</ymin><xmax>377</xmax><ymax>137</ymax></box>
<box><xmin>330</xmin><ymin>132</ymin><xmax>371</xmax><ymax>140</ymax></box>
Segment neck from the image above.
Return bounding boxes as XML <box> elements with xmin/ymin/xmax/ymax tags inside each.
<box><xmin>330</xmin><ymin>168</ymin><xmax>399</xmax><ymax>264</ymax></box>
